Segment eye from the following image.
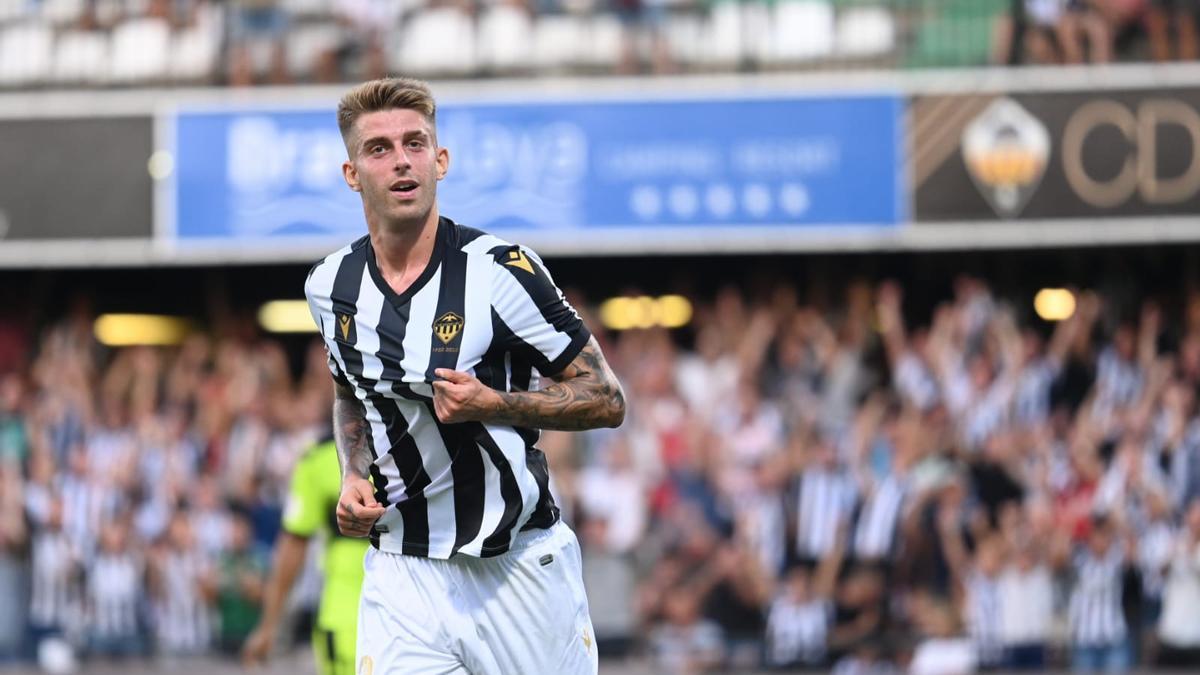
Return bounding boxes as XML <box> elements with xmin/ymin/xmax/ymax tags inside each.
<box><xmin>370</xmin><ymin>144</ymin><xmax>387</xmax><ymax>155</ymax></box>
<box><xmin>407</xmin><ymin>140</ymin><xmax>425</xmax><ymax>150</ymax></box>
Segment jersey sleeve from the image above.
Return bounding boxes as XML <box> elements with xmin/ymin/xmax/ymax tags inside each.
<box><xmin>489</xmin><ymin>244</ymin><xmax>591</xmax><ymax>377</ymax></box>
<box><xmin>282</xmin><ymin>452</ymin><xmax>324</xmax><ymax>537</ymax></box>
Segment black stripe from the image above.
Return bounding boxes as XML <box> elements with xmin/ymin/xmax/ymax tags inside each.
<box><xmin>472</xmin><ymin>425</ymin><xmax>527</xmax><ymax>556</ymax></box>
<box><xmin>492</xmin><ymin>309</ymin><xmax>555</xmax><ymax>375</ymax></box>
<box><xmin>419</xmin><ymin>242</ymin><xmax>494</xmax><ymax>556</ymax></box>
<box><xmin>473</xmin><ymin>341</ymin><xmax>508</xmax><ymax>392</ymax></box>
<box><xmin>521</xmin><ymin>446</ymin><xmax>559</xmax><ymax>532</ymax></box>
<box><xmin>370</xmin><ymin>282</ymin><xmax>433</xmax><ymax>555</ymax></box>
<box><xmin>324</xmin><ymin>628</ymin><xmax>336</xmax><ymax>666</ymax></box>
<box><xmin>376</xmin><ymin>295</ymin><xmax>410</xmax><ymax>384</ymax></box>
<box><xmin>424</xmin><ymin>247</ymin><xmax>469</xmax><ymax>381</ymax></box>
<box><xmin>425</xmin><ymin>399</ymin><xmax>486</xmax><ymax>556</ymax></box>
<box><xmin>328</xmin><ymin>247</ymin><xmax>391</xmax><ymax>515</ymax></box>
<box><xmin>450</xmin><ymin>219</ymin><xmax>487</xmax><ymax>249</ymax></box>
<box><xmin>374</xmin><ymin>396</ymin><xmax>430</xmax><ymax>556</ymax></box>
<box><xmin>510</xmin><ymin>357</ymin><xmax>533</xmax><ymax>392</ymax></box>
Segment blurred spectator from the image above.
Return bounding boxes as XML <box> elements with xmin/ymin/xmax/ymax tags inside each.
<box><xmin>764</xmin><ymin>537</ymin><xmax>842</xmax><ymax>669</ymax></box>
<box><xmin>226</xmin><ymin>0</ymin><xmax>290</xmax><ymax>85</ymax></box>
<box><xmin>1065</xmin><ymin>515</ymin><xmax>1134</xmax><ymax>672</ymax></box>
<box><xmin>150</xmin><ymin>512</ymin><xmax>215</xmax><ymax>656</ymax></box>
<box><xmin>1147</xmin><ymin>1</ymin><xmax>1200</xmax><ymax>58</ymax></box>
<box><xmin>995</xmin><ymin>0</ymin><xmax>1113</xmax><ymax>64</ymax></box>
<box><xmin>26</xmin><ymin>499</ymin><xmax>81</xmax><ymax>663</ymax></box>
<box><xmin>84</xmin><ymin>521</ymin><xmax>145</xmax><ymax>659</ymax></box>
<box><xmin>649</xmin><ymin>589</ymin><xmax>723</xmax><ymax>675</ymax></box>
<box><xmin>1157</xmin><ymin>498</ymin><xmax>1200</xmax><ymax>666</ymax></box>
<box><xmin>214</xmin><ymin>512</ymin><xmax>267</xmax><ymax>655</ymax></box>
<box><xmin>0</xmin><ymin>460</ymin><xmax>26</xmax><ymax>660</ymax></box>
<box><xmin>997</xmin><ymin>529</ymin><xmax>1055</xmax><ymax>669</ymax></box>
<box><xmin>0</xmin><ymin>374</ymin><xmax>28</xmax><ymax>465</ymax></box>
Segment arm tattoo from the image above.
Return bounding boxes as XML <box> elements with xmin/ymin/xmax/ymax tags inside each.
<box><xmin>490</xmin><ymin>336</ymin><xmax>626</xmax><ymax>431</ymax></box>
<box><xmin>333</xmin><ymin>379</ymin><xmax>373</xmax><ymax>480</ymax></box>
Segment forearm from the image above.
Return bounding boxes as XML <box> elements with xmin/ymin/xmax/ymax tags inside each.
<box><xmin>484</xmin><ymin>337</ymin><xmax>624</xmax><ymax>431</ymax></box>
<box><xmin>258</xmin><ymin>532</ymin><xmax>308</xmax><ymax>632</ymax></box>
<box><xmin>333</xmin><ymin>381</ymin><xmax>373</xmax><ymax>480</ymax></box>
<box><xmin>490</xmin><ymin>375</ymin><xmax>625</xmax><ymax>431</ymax></box>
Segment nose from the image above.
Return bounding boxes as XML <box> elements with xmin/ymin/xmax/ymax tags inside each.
<box><xmin>393</xmin><ymin>147</ymin><xmax>412</xmax><ymax>172</ymax></box>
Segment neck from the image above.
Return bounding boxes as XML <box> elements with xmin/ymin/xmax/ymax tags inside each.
<box><xmin>368</xmin><ymin>210</ymin><xmax>440</xmax><ymax>281</ymax></box>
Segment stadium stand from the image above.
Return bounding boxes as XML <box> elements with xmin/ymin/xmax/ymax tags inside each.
<box><xmin>0</xmin><ymin>0</ymin><xmax>1186</xmax><ymax>87</ymax></box>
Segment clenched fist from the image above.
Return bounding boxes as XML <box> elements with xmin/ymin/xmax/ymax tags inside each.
<box><xmin>337</xmin><ymin>476</ymin><xmax>386</xmax><ymax>538</ymax></box>
<box><xmin>432</xmin><ymin>368</ymin><xmax>501</xmax><ymax>424</ymax></box>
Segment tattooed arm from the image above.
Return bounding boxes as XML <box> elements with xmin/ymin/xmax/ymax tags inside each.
<box><xmin>332</xmin><ymin>378</ymin><xmax>385</xmax><ymax>537</ymax></box>
<box><xmin>432</xmin><ymin>336</ymin><xmax>625</xmax><ymax>430</ymax></box>
<box><xmin>333</xmin><ymin>378</ymin><xmax>373</xmax><ymax>480</ymax></box>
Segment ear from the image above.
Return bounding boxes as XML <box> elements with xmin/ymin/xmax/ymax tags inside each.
<box><xmin>343</xmin><ymin>159</ymin><xmax>360</xmax><ymax>192</ymax></box>
<box><xmin>436</xmin><ymin>146</ymin><xmax>450</xmax><ymax>181</ymax></box>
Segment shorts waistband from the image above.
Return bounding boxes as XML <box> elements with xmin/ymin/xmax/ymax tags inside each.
<box><xmin>506</xmin><ymin>520</ymin><xmax>564</xmax><ymax>554</ymax></box>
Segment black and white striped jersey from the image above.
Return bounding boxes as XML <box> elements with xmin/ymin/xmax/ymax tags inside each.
<box><xmin>1068</xmin><ymin>547</ymin><xmax>1128</xmax><ymax>647</ymax></box>
<box><xmin>86</xmin><ymin>552</ymin><xmax>143</xmax><ymax>639</ymax></box>
<box><xmin>29</xmin><ymin>528</ymin><xmax>81</xmax><ymax>630</ymax></box>
<box><xmin>305</xmin><ymin>217</ymin><xmax>590</xmax><ymax>559</ymax></box>
<box><xmin>794</xmin><ymin>468</ymin><xmax>858</xmax><ymax>560</ymax></box>
<box><xmin>852</xmin><ymin>474</ymin><xmax>906</xmax><ymax>560</ymax></box>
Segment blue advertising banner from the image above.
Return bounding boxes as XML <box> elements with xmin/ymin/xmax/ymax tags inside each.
<box><xmin>167</xmin><ymin>94</ymin><xmax>903</xmax><ymax>251</ymax></box>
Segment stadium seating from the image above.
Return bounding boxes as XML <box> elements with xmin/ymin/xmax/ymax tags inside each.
<box><xmin>0</xmin><ymin>22</ymin><xmax>53</xmax><ymax>85</ymax></box>
<box><xmin>109</xmin><ymin>17</ymin><xmax>171</xmax><ymax>83</ymax></box>
<box><xmin>477</xmin><ymin>5</ymin><xmax>535</xmax><ymax>73</ymax></box>
<box><xmin>52</xmin><ymin>29</ymin><xmax>109</xmax><ymax>84</ymax></box>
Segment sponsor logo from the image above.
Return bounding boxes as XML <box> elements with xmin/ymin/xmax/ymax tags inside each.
<box><xmin>504</xmin><ymin>249</ymin><xmax>535</xmax><ymax>274</ymax></box>
<box><xmin>961</xmin><ymin>98</ymin><xmax>1050</xmax><ymax>217</ymax></box>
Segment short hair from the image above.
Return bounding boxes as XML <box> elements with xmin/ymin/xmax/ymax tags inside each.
<box><xmin>336</xmin><ymin>77</ymin><xmax>437</xmax><ymax>149</ymax></box>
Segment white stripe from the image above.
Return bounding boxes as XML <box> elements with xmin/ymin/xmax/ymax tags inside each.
<box><xmin>456</xmin><ymin>440</ymin><xmax>508</xmax><ymax>557</ymax></box>
<box><xmin>401</xmin><ymin>270</ymin><xmax>459</xmax><ymax>558</ymax></box>
<box><xmin>350</xmin><ymin>270</ymin><xmax>410</xmax><ymax>544</ymax></box>
<box><xmin>461</xmin><ymin>233</ymin><xmax>512</xmax><ymax>256</ymax></box>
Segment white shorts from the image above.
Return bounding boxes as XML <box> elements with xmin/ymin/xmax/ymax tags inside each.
<box><xmin>356</xmin><ymin>521</ymin><xmax>598</xmax><ymax>675</ymax></box>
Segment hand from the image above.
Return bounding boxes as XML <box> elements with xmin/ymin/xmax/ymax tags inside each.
<box><xmin>241</xmin><ymin>624</ymin><xmax>273</xmax><ymax>666</ymax></box>
<box><xmin>337</xmin><ymin>476</ymin><xmax>385</xmax><ymax>538</ymax></box>
<box><xmin>432</xmin><ymin>369</ymin><xmax>500</xmax><ymax>424</ymax></box>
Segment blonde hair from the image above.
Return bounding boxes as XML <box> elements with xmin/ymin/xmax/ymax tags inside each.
<box><xmin>336</xmin><ymin>77</ymin><xmax>437</xmax><ymax>149</ymax></box>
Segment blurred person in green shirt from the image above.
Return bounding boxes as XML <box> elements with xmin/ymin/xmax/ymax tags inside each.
<box><xmin>242</xmin><ymin>439</ymin><xmax>367</xmax><ymax>675</ymax></box>
<box><xmin>216</xmin><ymin>511</ymin><xmax>267</xmax><ymax>655</ymax></box>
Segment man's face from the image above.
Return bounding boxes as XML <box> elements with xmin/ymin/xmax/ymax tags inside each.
<box><xmin>343</xmin><ymin>109</ymin><xmax>449</xmax><ymax>227</ymax></box>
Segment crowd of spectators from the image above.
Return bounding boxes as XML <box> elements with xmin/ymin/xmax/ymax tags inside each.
<box><xmin>5</xmin><ymin>0</ymin><xmax>1200</xmax><ymax>88</ymax></box>
<box><xmin>2</xmin><ymin>275</ymin><xmax>1200</xmax><ymax>673</ymax></box>
<box><xmin>996</xmin><ymin>0</ymin><xmax>1200</xmax><ymax>64</ymax></box>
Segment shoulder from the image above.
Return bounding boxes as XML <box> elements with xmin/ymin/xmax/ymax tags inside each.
<box><xmin>306</xmin><ymin>237</ymin><xmax>368</xmax><ymax>297</ymax></box>
<box><xmin>444</xmin><ymin>217</ymin><xmax>517</xmax><ymax>260</ymax></box>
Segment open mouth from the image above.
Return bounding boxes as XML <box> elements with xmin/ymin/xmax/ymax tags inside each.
<box><xmin>390</xmin><ymin>181</ymin><xmax>418</xmax><ymax>195</ymax></box>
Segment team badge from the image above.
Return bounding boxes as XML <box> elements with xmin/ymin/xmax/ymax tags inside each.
<box><xmin>359</xmin><ymin>655</ymin><xmax>373</xmax><ymax>675</ymax></box>
<box><xmin>504</xmin><ymin>249</ymin><xmax>534</xmax><ymax>274</ymax></box>
<box><xmin>961</xmin><ymin>97</ymin><xmax>1050</xmax><ymax>218</ymax></box>
<box><xmin>433</xmin><ymin>311</ymin><xmax>464</xmax><ymax>345</ymax></box>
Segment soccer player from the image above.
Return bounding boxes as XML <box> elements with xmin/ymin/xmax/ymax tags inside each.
<box><xmin>242</xmin><ymin>438</ymin><xmax>368</xmax><ymax>675</ymax></box>
<box><xmin>304</xmin><ymin>78</ymin><xmax>625</xmax><ymax>674</ymax></box>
